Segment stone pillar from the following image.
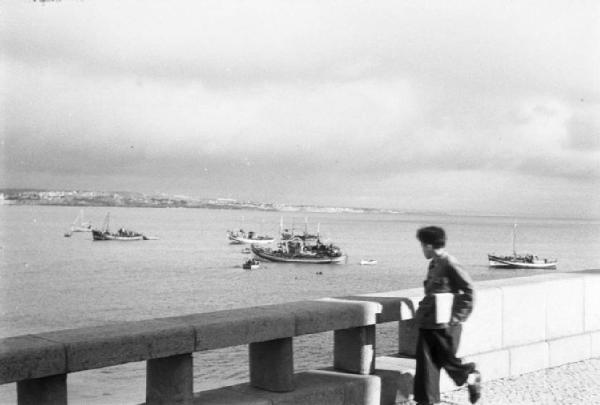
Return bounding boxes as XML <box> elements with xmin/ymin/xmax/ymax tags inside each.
<box><xmin>17</xmin><ymin>374</ymin><xmax>67</xmax><ymax>405</ymax></box>
<box><xmin>249</xmin><ymin>337</ymin><xmax>294</xmax><ymax>392</ymax></box>
<box><xmin>398</xmin><ymin>319</ymin><xmax>418</xmax><ymax>357</ymax></box>
<box><xmin>146</xmin><ymin>353</ymin><xmax>193</xmax><ymax>405</ymax></box>
<box><xmin>334</xmin><ymin>325</ymin><xmax>376</xmax><ymax>375</ymax></box>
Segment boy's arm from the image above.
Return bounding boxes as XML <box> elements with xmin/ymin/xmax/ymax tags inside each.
<box><xmin>448</xmin><ymin>257</ymin><xmax>474</xmax><ymax>323</ymax></box>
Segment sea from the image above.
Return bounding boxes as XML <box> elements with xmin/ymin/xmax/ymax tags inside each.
<box><xmin>1</xmin><ymin>205</ymin><xmax>599</xmax><ymax>404</ymax></box>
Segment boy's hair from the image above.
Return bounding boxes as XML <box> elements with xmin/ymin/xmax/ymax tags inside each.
<box><xmin>416</xmin><ymin>226</ymin><xmax>446</xmax><ymax>248</ymax></box>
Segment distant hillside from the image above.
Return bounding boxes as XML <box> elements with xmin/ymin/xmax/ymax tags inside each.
<box><xmin>0</xmin><ymin>189</ymin><xmax>412</xmax><ymax>215</ymax></box>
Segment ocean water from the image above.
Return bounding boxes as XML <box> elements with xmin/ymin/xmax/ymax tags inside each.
<box><xmin>1</xmin><ymin>205</ymin><xmax>599</xmax><ymax>404</ymax></box>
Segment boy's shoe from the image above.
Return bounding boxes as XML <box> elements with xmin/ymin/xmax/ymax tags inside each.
<box><xmin>467</xmin><ymin>370</ymin><xmax>482</xmax><ymax>404</ymax></box>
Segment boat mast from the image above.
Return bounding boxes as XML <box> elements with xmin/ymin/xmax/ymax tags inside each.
<box><xmin>72</xmin><ymin>210</ymin><xmax>81</xmax><ymax>228</ymax></box>
<box><xmin>103</xmin><ymin>212</ymin><xmax>110</xmax><ymax>233</ymax></box>
<box><xmin>512</xmin><ymin>223</ymin><xmax>517</xmax><ymax>257</ymax></box>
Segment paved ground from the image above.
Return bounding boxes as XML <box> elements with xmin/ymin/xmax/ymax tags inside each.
<box><xmin>405</xmin><ymin>357</ymin><xmax>600</xmax><ymax>405</ymax></box>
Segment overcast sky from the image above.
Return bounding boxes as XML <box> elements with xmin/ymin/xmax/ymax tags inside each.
<box><xmin>1</xmin><ymin>0</ymin><xmax>599</xmax><ymax>218</ymax></box>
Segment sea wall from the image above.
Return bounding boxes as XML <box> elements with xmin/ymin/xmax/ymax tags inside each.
<box><xmin>1</xmin><ymin>270</ymin><xmax>598</xmax><ymax>405</ymax></box>
<box><xmin>387</xmin><ymin>269</ymin><xmax>600</xmax><ymax>396</ymax></box>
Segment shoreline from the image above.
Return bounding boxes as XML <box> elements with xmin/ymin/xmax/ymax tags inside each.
<box><xmin>2</xmin><ymin>190</ymin><xmax>598</xmax><ymax>222</ymax></box>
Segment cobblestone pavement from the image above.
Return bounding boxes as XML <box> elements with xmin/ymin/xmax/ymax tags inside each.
<box><xmin>408</xmin><ymin>357</ymin><xmax>600</xmax><ymax>405</ymax></box>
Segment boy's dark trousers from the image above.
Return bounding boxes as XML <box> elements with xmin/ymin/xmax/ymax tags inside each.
<box><xmin>413</xmin><ymin>324</ymin><xmax>476</xmax><ymax>405</ymax></box>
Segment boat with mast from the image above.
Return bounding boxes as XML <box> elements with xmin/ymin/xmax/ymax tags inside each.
<box><xmin>250</xmin><ymin>218</ymin><xmax>347</xmax><ymax>264</ymax></box>
<box><xmin>226</xmin><ymin>217</ymin><xmax>274</xmax><ymax>244</ymax></box>
<box><xmin>227</xmin><ymin>229</ymin><xmax>275</xmax><ymax>244</ymax></box>
<box><xmin>488</xmin><ymin>223</ymin><xmax>557</xmax><ymax>269</ymax></box>
<box><xmin>92</xmin><ymin>212</ymin><xmax>148</xmax><ymax>241</ymax></box>
<box><xmin>64</xmin><ymin>210</ymin><xmax>92</xmax><ymax>236</ymax></box>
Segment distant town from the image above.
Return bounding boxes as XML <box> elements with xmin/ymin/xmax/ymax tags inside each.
<box><xmin>0</xmin><ymin>189</ymin><xmax>418</xmax><ymax>215</ymax></box>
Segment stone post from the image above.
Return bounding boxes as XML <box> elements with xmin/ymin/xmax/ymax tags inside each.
<box><xmin>146</xmin><ymin>354</ymin><xmax>193</xmax><ymax>405</ymax></box>
<box><xmin>17</xmin><ymin>374</ymin><xmax>67</xmax><ymax>405</ymax></box>
<box><xmin>249</xmin><ymin>337</ymin><xmax>294</xmax><ymax>392</ymax></box>
<box><xmin>334</xmin><ymin>325</ymin><xmax>376</xmax><ymax>374</ymax></box>
<box><xmin>398</xmin><ymin>319</ymin><xmax>418</xmax><ymax>357</ymax></box>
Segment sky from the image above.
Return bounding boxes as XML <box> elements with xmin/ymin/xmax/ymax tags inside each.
<box><xmin>1</xmin><ymin>0</ymin><xmax>599</xmax><ymax>218</ymax></box>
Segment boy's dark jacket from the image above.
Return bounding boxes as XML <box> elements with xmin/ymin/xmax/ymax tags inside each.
<box><xmin>416</xmin><ymin>252</ymin><xmax>474</xmax><ymax>329</ymax></box>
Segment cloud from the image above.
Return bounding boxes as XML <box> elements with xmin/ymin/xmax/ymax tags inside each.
<box><xmin>4</xmin><ymin>54</ymin><xmax>599</xmax><ymax>183</ymax></box>
<box><xmin>5</xmin><ymin>1</ymin><xmax>598</xmax><ymax>89</ymax></box>
<box><xmin>2</xmin><ymin>0</ymin><xmax>599</xmax><ymax>216</ymax></box>
<box><xmin>566</xmin><ymin>111</ymin><xmax>600</xmax><ymax>152</ymax></box>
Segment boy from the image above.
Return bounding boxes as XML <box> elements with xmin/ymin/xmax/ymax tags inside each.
<box><xmin>413</xmin><ymin>226</ymin><xmax>481</xmax><ymax>405</ymax></box>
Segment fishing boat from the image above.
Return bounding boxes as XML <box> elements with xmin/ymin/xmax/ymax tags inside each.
<box><xmin>360</xmin><ymin>259</ymin><xmax>378</xmax><ymax>265</ymax></box>
<box><xmin>251</xmin><ymin>220</ymin><xmax>347</xmax><ymax>264</ymax></box>
<box><xmin>227</xmin><ymin>229</ymin><xmax>275</xmax><ymax>244</ymax></box>
<box><xmin>242</xmin><ymin>258</ymin><xmax>260</xmax><ymax>270</ymax></box>
<box><xmin>251</xmin><ymin>238</ymin><xmax>347</xmax><ymax>264</ymax></box>
<box><xmin>64</xmin><ymin>210</ymin><xmax>93</xmax><ymax>236</ymax></box>
<box><xmin>92</xmin><ymin>213</ymin><xmax>147</xmax><ymax>241</ymax></box>
<box><xmin>488</xmin><ymin>224</ymin><xmax>557</xmax><ymax>269</ymax></box>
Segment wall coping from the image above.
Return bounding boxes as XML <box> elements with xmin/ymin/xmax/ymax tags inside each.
<box><xmin>1</xmin><ymin>270</ymin><xmax>598</xmax><ymax>385</ymax></box>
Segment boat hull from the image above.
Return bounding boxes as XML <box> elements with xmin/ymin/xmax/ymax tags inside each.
<box><xmin>360</xmin><ymin>260</ymin><xmax>378</xmax><ymax>265</ymax></box>
<box><xmin>227</xmin><ymin>231</ymin><xmax>274</xmax><ymax>245</ymax></box>
<box><xmin>228</xmin><ymin>236</ymin><xmax>274</xmax><ymax>245</ymax></box>
<box><xmin>489</xmin><ymin>224</ymin><xmax>557</xmax><ymax>269</ymax></box>
<box><xmin>92</xmin><ymin>230</ymin><xmax>144</xmax><ymax>241</ymax></box>
<box><xmin>71</xmin><ymin>226</ymin><xmax>92</xmax><ymax>232</ymax></box>
<box><xmin>488</xmin><ymin>255</ymin><xmax>557</xmax><ymax>269</ymax></box>
<box><xmin>251</xmin><ymin>245</ymin><xmax>347</xmax><ymax>264</ymax></box>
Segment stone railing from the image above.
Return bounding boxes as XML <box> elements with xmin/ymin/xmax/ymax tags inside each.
<box><xmin>1</xmin><ymin>270</ymin><xmax>599</xmax><ymax>404</ymax></box>
<box><xmin>1</xmin><ymin>298</ymin><xmax>386</xmax><ymax>405</ymax></box>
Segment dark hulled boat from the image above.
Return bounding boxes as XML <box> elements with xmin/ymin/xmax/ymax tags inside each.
<box><xmin>251</xmin><ymin>224</ymin><xmax>347</xmax><ymax>264</ymax></box>
<box><xmin>92</xmin><ymin>213</ymin><xmax>146</xmax><ymax>241</ymax></box>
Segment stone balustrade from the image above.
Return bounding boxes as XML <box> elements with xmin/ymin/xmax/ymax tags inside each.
<box><xmin>1</xmin><ymin>270</ymin><xmax>599</xmax><ymax>404</ymax></box>
<box><xmin>1</xmin><ymin>298</ymin><xmax>383</xmax><ymax>404</ymax></box>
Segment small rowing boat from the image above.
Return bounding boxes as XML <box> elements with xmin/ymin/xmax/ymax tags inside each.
<box><xmin>242</xmin><ymin>258</ymin><xmax>260</xmax><ymax>270</ymax></box>
<box><xmin>360</xmin><ymin>259</ymin><xmax>378</xmax><ymax>265</ymax></box>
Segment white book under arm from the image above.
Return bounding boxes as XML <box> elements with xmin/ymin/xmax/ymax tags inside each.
<box><xmin>435</xmin><ymin>293</ymin><xmax>454</xmax><ymax>324</ymax></box>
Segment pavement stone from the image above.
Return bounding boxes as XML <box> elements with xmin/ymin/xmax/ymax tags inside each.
<box><xmin>401</xmin><ymin>357</ymin><xmax>600</xmax><ymax>405</ymax></box>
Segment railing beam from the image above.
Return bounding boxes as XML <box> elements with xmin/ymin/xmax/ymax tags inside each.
<box><xmin>146</xmin><ymin>353</ymin><xmax>193</xmax><ymax>405</ymax></box>
<box><xmin>17</xmin><ymin>374</ymin><xmax>67</xmax><ymax>405</ymax></box>
<box><xmin>249</xmin><ymin>337</ymin><xmax>294</xmax><ymax>392</ymax></box>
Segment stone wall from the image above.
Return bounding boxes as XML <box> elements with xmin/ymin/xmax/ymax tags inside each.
<box><xmin>1</xmin><ymin>270</ymin><xmax>598</xmax><ymax>404</ymax></box>
<box><xmin>378</xmin><ymin>270</ymin><xmax>600</xmax><ymax>398</ymax></box>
